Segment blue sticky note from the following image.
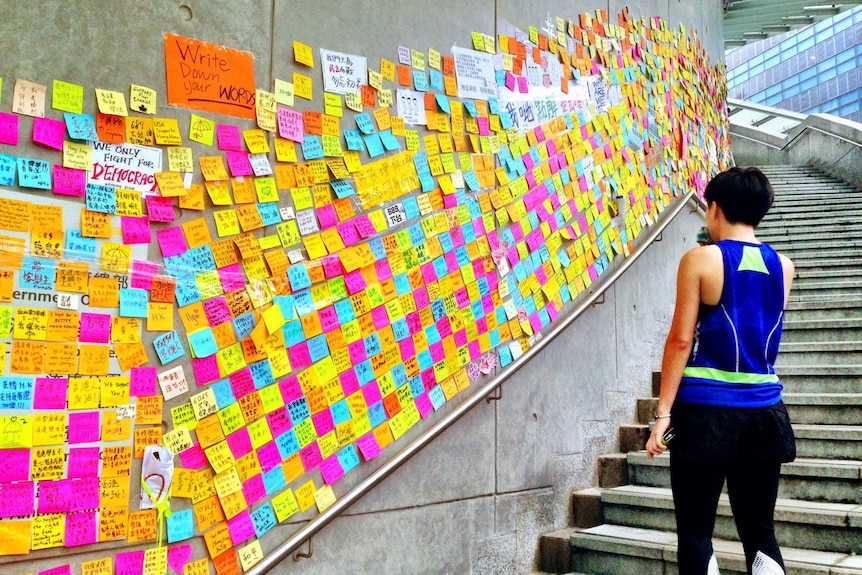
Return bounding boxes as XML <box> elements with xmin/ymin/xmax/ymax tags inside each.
<box><xmin>354</xmin><ymin>360</ymin><xmax>374</xmax><ymax>385</ymax></box>
<box><xmin>337</xmin><ymin>444</ymin><xmax>360</xmax><ymax>474</ymax></box>
<box><xmin>416</xmin><ymin>349</ymin><xmax>432</xmax><ymax>371</ymax></box>
<box><xmin>252</xmin><ymin>503</ymin><xmax>277</xmax><ymax>538</ymax></box>
<box><xmin>330</xmin><ymin>178</ymin><xmax>355</xmax><ymax>198</ymax></box>
<box><xmin>188</xmin><ymin>327</ymin><xmax>218</xmax><ymax>358</ymax></box>
<box><xmin>367</xmin><ymin>402</ymin><xmax>386</xmax><ymax>427</ymax></box>
<box><xmin>402</xmin><ymin>196</ymin><xmax>419</xmax><ymax>220</ymax></box>
<box><xmin>363</xmin><ymin>333</ymin><xmax>381</xmax><ymax>356</ymax></box>
<box><xmin>276</xmin><ymin>429</ymin><xmax>300</xmax><ymax>458</ymax></box>
<box><xmin>301</xmin><ymin>135</ymin><xmax>325</xmax><ymax>160</ymax></box>
<box><xmin>249</xmin><ymin>359</ymin><xmax>274</xmax><ymax>388</ymax></box>
<box><xmin>65</xmin><ymin>230</ymin><xmax>97</xmax><ymax>262</ymax></box>
<box><xmin>333</xmin><ymin>298</ymin><xmax>356</xmax><ymax>324</ymax></box>
<box><xmin>355</xmin><ymin>113</ymin><xmax>376</xmax><ymax>135</ymax></box>
<box><xmin>0</xmin><ymin>154</ymin><xmax>16</xmax><ymax>186</ymax></box>
<box><xmin>330</xmin><ymin>399</ymin><xmax>351</xmax><ymax>425</ymax></box>
<box><xmin>153</xmin><ymin>330</ymin><xmax>186</xmax><ymax>365</ymax></box>
<box><xmin>363</xmin><ymin>133</ymin><xmax>385</xmax><ymax>157</ymax></box>
<box><xmin>210</xmin><ymin>378</ymin><xmax>236</xmax><ymax>408</ymax></box>
<box><xmin>263</xmin><ymin>465</ymin><xmax>286</xmax><ymax>495</ymax></box>
<box><xmin>412</xmin><ymin>70</ymin><xmax>429</xmax><ymax>91</ymax></box>
<box><xmin>292</xmin><ymin>289</ymin><xmax>316</xmax><ymax>316</ymax></box>
<box><xmin>343</xmin><ymin>129</ymin><xmax>365</xmax><ymax>151</ymax></box>
<box><xmin>64</xmin><ymin>112</ymin><xmax>98</xmax><ymax>140</ymax></box>
<box><xmin>119</xmin><ymin>288</ymin><xmax>148</xmax><ymax>318</ymax></box>
<box><xmin>167</xmin><ymin>509</ymin><xmax>194</xmax><ymax>543</ymax></box>
<box><xmin>0</xmin><ymin>377</ymin><xmax>34</xmax><ymax>409</ymax></box>
<box><xmin>428</xmin><ymin>385</ymin><xmax>446</xmax><ymax>410</ymax></box>
<box><xmin>430</xmin><ymin>69</ymin><xmax>444</xmax><ymax>92</ymax></box>
<box><xmin>498</xmin><ymin>344</ymin><xmax>514</xmax><ymax>367</ymax></box>
<box><xmin>19</xmin><ymin>257</ymin><xmax>56</xmax><ymax>290</ymax></box>
<box><xmin>434</xmin><ymin>93</ymin><xmax>450</xmax><ymax>114</ymax></box>
<box><xmin>17</xmin><ymin>157</ymin><xmax>51</xmax><ymax>189</ymax></box>
<box><xmin>233</xmin><ymin>312</ymin><xmax>256</xmax><ymax>339</ymax></box>
<box><xmin>282</xmin><ymin>320</ymin><xmax>305</xmax><ymax>347</ymax></box>
<box><xmin>258</xmin><ymin>202</ymin><xmax>280</xmax><ymax>226</ymax></box>
<box><xmin>287</xmin><ymin>265</ymin><xmax>311</xmax><ymax>291</ymax></box>
<box><xmin>463</xmin><ymin>100</ymin><xmax>478</xmax><ymax>117</ymax></box>
<box><xmin>307</xmin><ymin>334</ymin><xmax>329</xmax><ymax>362</ymax></box>
<box><xmin>174</xmin><ymin>276</ymin><xmax>201</xmax><ymax>307</ymax></box>
<box><xmin>85</xmin><ymin>183</ymin><xmax>117</xmax><ymax>214</ymax></box>
<box><xmin>379</xmin><ymin>129</ymin><xmax>401</xmax><ymax>151</ymax></box>
<box><xmin>408</xmin><ymin>375</ymin><xmax>422</xmax><ymax>398</ymax></box>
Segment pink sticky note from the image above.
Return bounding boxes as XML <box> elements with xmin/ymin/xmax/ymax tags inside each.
<box><xmin>343</xmin><ymin>270</ymin><xmax>366</xmax><ymax>294</ymax></box>
<box><xmin>71</xmin><ymin>477</ymin><xmax>101</xmax><ymax>511</ymax></box>
<box><xmin>179</xmin><ymin>442</ymin><xmax>208</xmax><ymax>470</ymax></box>
<box><xmin>38</xmin><ymin>479</ymin><xmax>72</xmax><ymax>514</ymax></box>
<box><xmin>34</xmin><ymin>377</ymin><xmax>68</xmax><ymax>409</ymax></box>
<box><xmin>229</xmin><ymin>368</ymin><xmax>256</xmax><ymax>399</ymax></box>
<box><xmin>374</xmin><ymin>258</ymin><xmax>392</xmax><ymax>280</ymax></box>
<box><xmin>287</xmin><ymin>343</ymin><xmax>312</xmax><ymax>370</ymax></box>
<box><xmin>319</xmin><ymin>453</ymin><xmax>345</xmax><ymax>485</ymax></box>
<box><xmin>505</xmin><ymin>71</ymin><xmax>516</xmax><ymax>92</ymax></box>
<box><xmin>227</xmin><ymin>509</ymin><xmax>256</xmax><ymax>545</ymax></box>
<box><xmin>256</xmin><ymin>440</ymin><xmax>282</xmax><ymax>473</ymax></box>
<box><xmin>192</xmin><ymin>355</ymin><xmax>220</xmax><ymax>386</ymax></box>
<box><xmin>399</xmin><ymin>338</ymin><xmax>416</xmax><ymax>360</ymax></box>
<box><xmin>115</xmin><ymin>550</ymin><xmax>145</xmax><ymax>575</ymax></box>
<box><xmin>347</xmin><ymin>340</ymin><xmax>366</xmax><ymax>365</ymax></box>
<box><xmin>216</xmin><ymin>124</ymin><xmax>243</xmax><ymax>151</ymax></box>
<box><xmin>278</xmin><ymin>375</ymin><xmax>302</xmax><ymax>403</ymax></box>
<box><xmin>225</xmin><ymin>151</ymin><xmax>253</xmax><ymax>177</ymax></box>
<box><xmin>0</xmin><ymin>111</ymin><xmax>20</xmax><ymax>145</ymax></box>
<box><xmin>121</xmin><ymin>216</ymin><xmax>152</xmax><ymax>244</ymax></box>
<box><xmin>336</xmin><ymin>221</ymin><xmax>361</xmax><ymax>246</ymax></box>
<box><xmin>315</xmin><ymin>204</ymin><xmax>338</xmax><ymax>229</ymax></box>
<box><xmin>266</xmin><ymin>407</ymin><xmax>293</xmax><ymax>437</ymax></box>
<box><xmin>156</xmin><ymin>226</ymin><xmax>188</xmax><ymax>258</ymax></box>
<box><xmin>311</xmin><ymin>410</ymin><xmax>334</xmax><ymax>436</ymax></box>
<box><xmin>131</xmin><ymin>260</ymin><xmax>158</xmax><ymax>290</ymax></box>
<box><xmin>146</xmin><ymin>195</ymin><xmax>175</xmax><ymax>222</ymax></box>
<box><xmin>130</xmin><ymin>366</ymin><xmax>157</xmax><ymax>396</ymax></box>
<box><xmin>33</xmin><ymin>116</ymin><xmax>66</xmax><ymax>150</ymax></box>
<box><xmin>168</xmin><ymin>544</ymin><xmax>194</xmax><ymax>575</ymax></box>
<box><xmin>68</xmin><ymin>447</ymin><xmax>101</xmax><ymax>479</ymax></box>
<box><xmin>339</xmin><ymin>369</ymin><xmax>360</xmax><ymax>397</ymax></box>
<box><xmin>318</xmin><ymin>306</ymin><xmax>340</xmax><ymax>332</ymax></box>
<box><xmin>321</xmin><ymin>255</ymin><xmax>343</xmax><ymax>278</ymax></box>
<box><xmin>299</xmin><ymin>441</ymin><xmax>323</xmax><ymax>472</ymax></box>
<box><xmin>356</xmin><ymin>433</ymin><xmax>382</xmax><ymax>461</ymax></box>
<box><xmin>353</xmin><ymin>214</ymin><xmax>377</xmax><ymax>238</ymax></box>
<box><xmin>477</xmin><ymin>117</ymin><xmax>490</xmax><ymax>136</ymax></box>
<box><xmin>65</xmin><ymin>511</ymin><xmax>97</xmax><ymax>546</ymax></box>
<box><xmin>53</xmin><ymin>165</ymin><xmax>86</xmax><ymax>196</ymax></box>
<box><xmin>362</xmin><ymin>381</ymin><xmax>382</xmax><ymax>406</ymax></box>
<box><xmin>276</xmin><ymin>107</ymin><xmax>304</xmax><ymax>143</ymax></box>
<box><xmin>371</xmin><ymin>306</ymin><xmax>390</xmax><ymax>330</ymax></box>
<box><xmin>38</xmin><ymin>567</ymin><xmax>72</xmax><ymax>575</ymax></box>
<box><xmin>80</xmin><ymin>313</ymin><xmax>111</xmax><ymax>343</ymax></box>
<box><xmin>218</xmin><ymin>263</ymin><xmax>246</xmax><ymax>293</ymax></box>
<box><xmin>0</xmin><ymin>448</ymin><xmax>31</xmax><ymax>482</ymax></box>
<box><xmin>202</xmin><ymin>297</ymin><xmax>231</xmax><ymax>325</ymax></box>
<box><xmin>415</xmin><ymin>393</ymin><xmax>434</xmax><ymax>418</ymax></box>
<box><xmin>0</xmin><ymin>481</ymin><xmax>34</xmax><ymax>517</ymax></box>
<box><xmin>69</xmin><ymin>412</ymin><xmax>101</xmax><ymax>444</ymax></box>
<box><xmin>242</xmin><ymin>474</ymin><xmax>266</xmax><ymax>507</ymax></box>
<box><xmin>226</xmin><ymin>427</ymin><xmax>253</xmax><ymax>459</ymax></box>
<box><xmin>517</xmin><ymin>76</ymin><xmax>528</xmax><ymax>93</ymax></box>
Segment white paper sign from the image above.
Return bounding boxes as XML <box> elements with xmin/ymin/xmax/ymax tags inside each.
<box><xmin>452</xmin><ymin>46</ymin><xmax>498</xmax><ymax>101</ymax></box>
<box><xmin>320</xmin><ymin>49</ymin><xmax>368</xmax><ymax>94</ymax></box>
<box><xmin>88</xmin><ymin>141</ymin><xmax>163</xmax><ymax>194</ymax></box>
<box><xmin>396</xmin><ymin>89</ymin><xmax>427</xmax><ymax>126</ymax></box>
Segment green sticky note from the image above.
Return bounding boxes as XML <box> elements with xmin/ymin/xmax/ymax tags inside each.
<box><xmin>52</xmin><ymin>79</ymin><xmax>84</xmax><ymax>114</ymax></box>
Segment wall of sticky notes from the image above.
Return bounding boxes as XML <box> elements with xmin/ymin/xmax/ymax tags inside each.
<box><xmin>0</xmin><ymin>1</ymin><xmax>730</xmax><ymax>574</ymax></box>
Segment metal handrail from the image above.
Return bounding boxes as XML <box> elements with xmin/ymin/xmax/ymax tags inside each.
<box><xmin>731</xmin><ymin>124</ymin><xmax>862</xmax><ymax>151</ymax></box>
<box><xmin>247</xmin><ymin>190</ymin><xmax>707</xmax><ymax>575</ymax></box>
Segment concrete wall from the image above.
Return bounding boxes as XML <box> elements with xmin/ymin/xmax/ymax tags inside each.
<box><xmin>0</xmin><ymin>1</ymin><xmax>720</xmax><ymax>573</ymax></box>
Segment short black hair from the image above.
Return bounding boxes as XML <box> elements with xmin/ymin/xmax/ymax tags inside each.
<box><xmin>704</xmin><ymin>167</ymin><xmax>774</xmax><ymax>227</ymax></box>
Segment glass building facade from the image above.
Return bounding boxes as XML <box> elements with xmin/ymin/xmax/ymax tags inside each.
<box><xmin>726</xmin><ymin>5</ymin><xmax>862</xmax><ymax>123</ymax></box>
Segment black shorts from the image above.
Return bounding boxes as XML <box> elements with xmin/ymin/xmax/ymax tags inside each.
<box><xmin>668</xmin><ymin>400</ymin><xmax>796</xmax><ymax>464</ymax></box>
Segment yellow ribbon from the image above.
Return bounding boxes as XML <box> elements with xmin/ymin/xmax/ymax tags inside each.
<box><xmin>141</xmin><ymin>478</ymin><xmax>173</xmax><ymax>553</ymax></box>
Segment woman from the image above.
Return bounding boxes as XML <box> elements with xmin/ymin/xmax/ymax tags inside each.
<box><xmin>645</xmin><ymin>167</ymin><xmax>797</xmax><ymax>575</ymax></box>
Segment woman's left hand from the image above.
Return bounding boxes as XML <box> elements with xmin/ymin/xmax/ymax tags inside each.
<box><xmin>645</xmin><ymin>416</ymin><xmax>671</xmax><ymax>459</ymax></box>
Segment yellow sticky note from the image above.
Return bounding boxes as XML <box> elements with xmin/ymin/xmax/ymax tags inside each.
<box><xmin>294</xmin><ymin>72</ymin><xmax>313</xmax><ymax>100</ymax></box>
<box><xmin>293</xmin><ymin>40</ymin><xmax>315</xmax><ymax>67</ymax></box>
<box><xmin>243</xmin><ymin>129</ymin><xmax>270</xmax><ymax>154</ymax></box>
<box><xmin>324</xmin><ymin>93</ymin><xmax>343</xmax><ymax>117</ymax></box>
<box><xmin>95</xmin><ymin>88</ymin><xmax>128</xmax><ymax>116</ymax></box>
<box><xmin>0</xmin><ymin>415</ymin><xmax>33</xmax><ymax>448</ymax></box>
<box><xmin>239</xmin><ymin>539</ymin><xmax>264</xmax><ymax>571</ymax></box>
<box><xmin>262</xmin><ymin>304</ymin><xmax>285</xmax><ymax>333</ymax></box>
<box><xmin>199</xmin><ymin>156</ymin><xmax>230</xmax><ymax>181</ymax></box>
<box><xmin>295</xmin><ymin>479</ymin><xmax>317</xmax><ymax>512</ymax></box>
<box><xmin>256</xmin><ymin>89</ymin><xmax>276</xmax><ymax>113</ymax></box>
<box><xmin>52</xmin><ymin>79</ymin><xmax>84</xmax><ymax>114</ymax></box>
<box><xmin>428</xmin><ymin>48</ymin><xmax>441</xmax><ymax>70</ymax></box>
<box><xmin>273</xmin><ymin>78</ymin><xmax>295</xmax><ymax>106</ymax></box>
<box><xmin>345</xmin><ymin>91</ymin><xmax>362</xmax><ymax>112</ymax></box>
<box><xmin>189</xmin><ymin>114</ymin><xmax>215</xmax><ymax>146</ymax></box>
<box><xmin>214</xmin><ymin>209</ymin><xmax>241</xmax><ymax>237</ymax></box>
<box><xmin>63</xmin><ymin>140</ymin><xmax>93</xmax><ymax>170</ymax></box>
<box><xmin>155</xmin><ymin>171</ymin><xmax>187</xmax><ymax>197</ymax></box>
<box><xmin>152</xmin><ymin>117</ymin><xmax>183</xmax><ymax>145</ymax></box>
<box><xmin>290</xmin><ymin>187</ymin><xmax>314</xmax><ymax>211</ymax></box>
<box><xmin>168</xmin><ymin>146</ymin><xmax>194</xmax><ymax>173</ymax></box>
<box><xmin>129</xmin><ymin>84</ymin><xmax>157</xmax><ymax>115</ymax></box>
<box><xmin>314</xmin><ymin>484</ymin><xmax>337</xmax><ymax>512</ymax></box>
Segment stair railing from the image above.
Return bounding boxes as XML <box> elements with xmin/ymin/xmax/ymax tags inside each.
<box><xmin>246</xmin><ymin>190</ymin><xmax>707</xmax><ymax>574</ymax></box>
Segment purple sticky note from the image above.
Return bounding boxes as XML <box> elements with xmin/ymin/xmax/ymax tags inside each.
<box><xmin>68</xmin><ymin>411</ymin><xmax>101</xmax><ymax>444</ymax></box>
<box><xmin>146</xmin><ymin>195</ymin><xmax>175</xmax><ymax>223</ymax></box>
<box><xmin>34</xmin><ymin>377</ymin><xmax>68</xmax><ymax>409</ymax></box>
<box><xmin>319</xmin><ymin>453</ymin><xmax>345</xmax><ymax>485</ymax></box>
<box><xmin>216</xmin><ymin>124</ymin><xmax>243</xmax><ymax>151</ymax></box>
<box><xmin>0</xmin><ymin>111</ymin><xmax>19</xmax><ymax>145</ymax></box>
<box><xmin>277</xmin><ymin>107</ymin><xmax>304</xmax><ymax>142</ymax></box>
<box><xmin>227</xmin><ymin>509</ymin><xmax>257</xmax><ymax>545</ymax></box>
<box><xmin>156</xmin><ymin>226</ymin><xmax>188</xmax><ymax>258</ymax></box>
<box><xmin>33</xmin><ymin>116</ymin><xmax>66</xmax><ymax>150</ymax></box>
<box><xmin>65</xmin><ymin>511</ymin><xmax>98</xmax><ymax>546</ymax></box>
<box><xmin>80</xmin><ymin>313</ymin><xmax>111</xmax><ymax>344</ymax></box>
<box><xmin>53</xmin><ymin>165</ymin><xmax>87</xmax><ymax>197</ymax></box>
<box><xmin>0</xmin><ymin>448</ymin><xmax>31</xmax><ymax>482</ymax></box>
<box><xmin>68</xmin><ymin>447</ymin><xmax>101</xmax><ymax>479</ymax></box>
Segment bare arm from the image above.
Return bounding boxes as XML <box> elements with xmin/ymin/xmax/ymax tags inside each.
<box><xmin>645</xmin><ymin>247</ymin><xmax>708</xmax><ymax>457</ymax></box>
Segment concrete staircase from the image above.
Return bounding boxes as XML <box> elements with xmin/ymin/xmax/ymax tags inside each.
<box><xmin>539</xmin><ymin>166</ymin><xmax>862</xmax><ymax>574</ymax></box>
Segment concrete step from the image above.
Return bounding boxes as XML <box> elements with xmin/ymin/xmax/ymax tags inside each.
<box><xmin>784</xmin><ymin>393</ymin><xmax>862</xmax><ymax>425</ymax></box>
<box><xmin>627</xmin><ymin>452</ymin><xmax>862</xmax><ymax>504</ymax></box>
<box><xmin>779</xmin><ymin>365</ymin><xmax>862</xmax><ymax>393</ymax></box>
<box><xmin>784</xmin><ymin>300</ymin><xmax>862</xmax><ymax>322</ymax></box>
<box><xmin>776</xmin><ymin>340</ymin><xmax>862</xmax><ymax>366</ymax></box>
<box><xmin>788</xmin><ymin>278</ymin><xmax>862</xmax><ymax>297</ymax></box>
<box><xmin>760</xmin><ymin>229</ymin><xmax>862</xmax><ymax>246</ymax></box>
<box><xmin>619</xmin><ymin>423</ymin><xmax>862</xmax><ymax>460</ymax></box>
<box><xmin>566</xmin><ymin>524</ymin><xmax>862</xmax><ymax>575</ymax></box>
<box><xmin>782</xmin><ymin>317</ymin><xmax>862</xmax><ymax>343</ymax></box>
<box><xmin>790</xmin><ymin>255</ymin><xmax>862</xmax><ymax>270</ymax></box>
<box><xmin>599</xmin><ymin>485</ymin><xmax>862</xmax><ymax>554</ymax></box>
<box><xmin>793</xmin><ymin>267</ymin><xmax>862</xmax><ymax>283</ymax></box>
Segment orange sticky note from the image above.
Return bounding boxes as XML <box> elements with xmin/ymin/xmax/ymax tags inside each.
<box><xmin>89</xmin><ymin>276</ymin><xmax>120</xmax><ymax>308</ymax></box>
<box><xmin>155</xmin><ymin>171</ymin><xmax>187</xmax><ymax>197</ymax></box>
<box><xmin>0</xmin><ymin>520</ymin><xmax>31</xmax><ymax>555</ymax></box>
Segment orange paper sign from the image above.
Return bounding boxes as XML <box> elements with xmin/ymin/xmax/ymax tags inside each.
<box><xmin>164</xmin><ymin>33</ymin><xmax>257</xmax><ymax>120</ymax></box>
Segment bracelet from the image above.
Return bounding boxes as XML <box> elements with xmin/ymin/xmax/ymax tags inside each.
<box><xmin>655</xmin><ymin>414</ymin><xmax>671</xmax><ymax>420</ymax></box>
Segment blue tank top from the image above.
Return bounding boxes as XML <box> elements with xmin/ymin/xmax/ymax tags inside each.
<box><xmin>677</xmin><ymin>240</ymin><xmax>785</xmax><ymax>407</ymax></box>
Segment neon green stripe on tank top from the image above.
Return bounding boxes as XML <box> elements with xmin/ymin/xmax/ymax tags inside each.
<box><xmin>683</xmin><ymin>366</ymin><xmax>779</xmax><ymax>384</ymax></box>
